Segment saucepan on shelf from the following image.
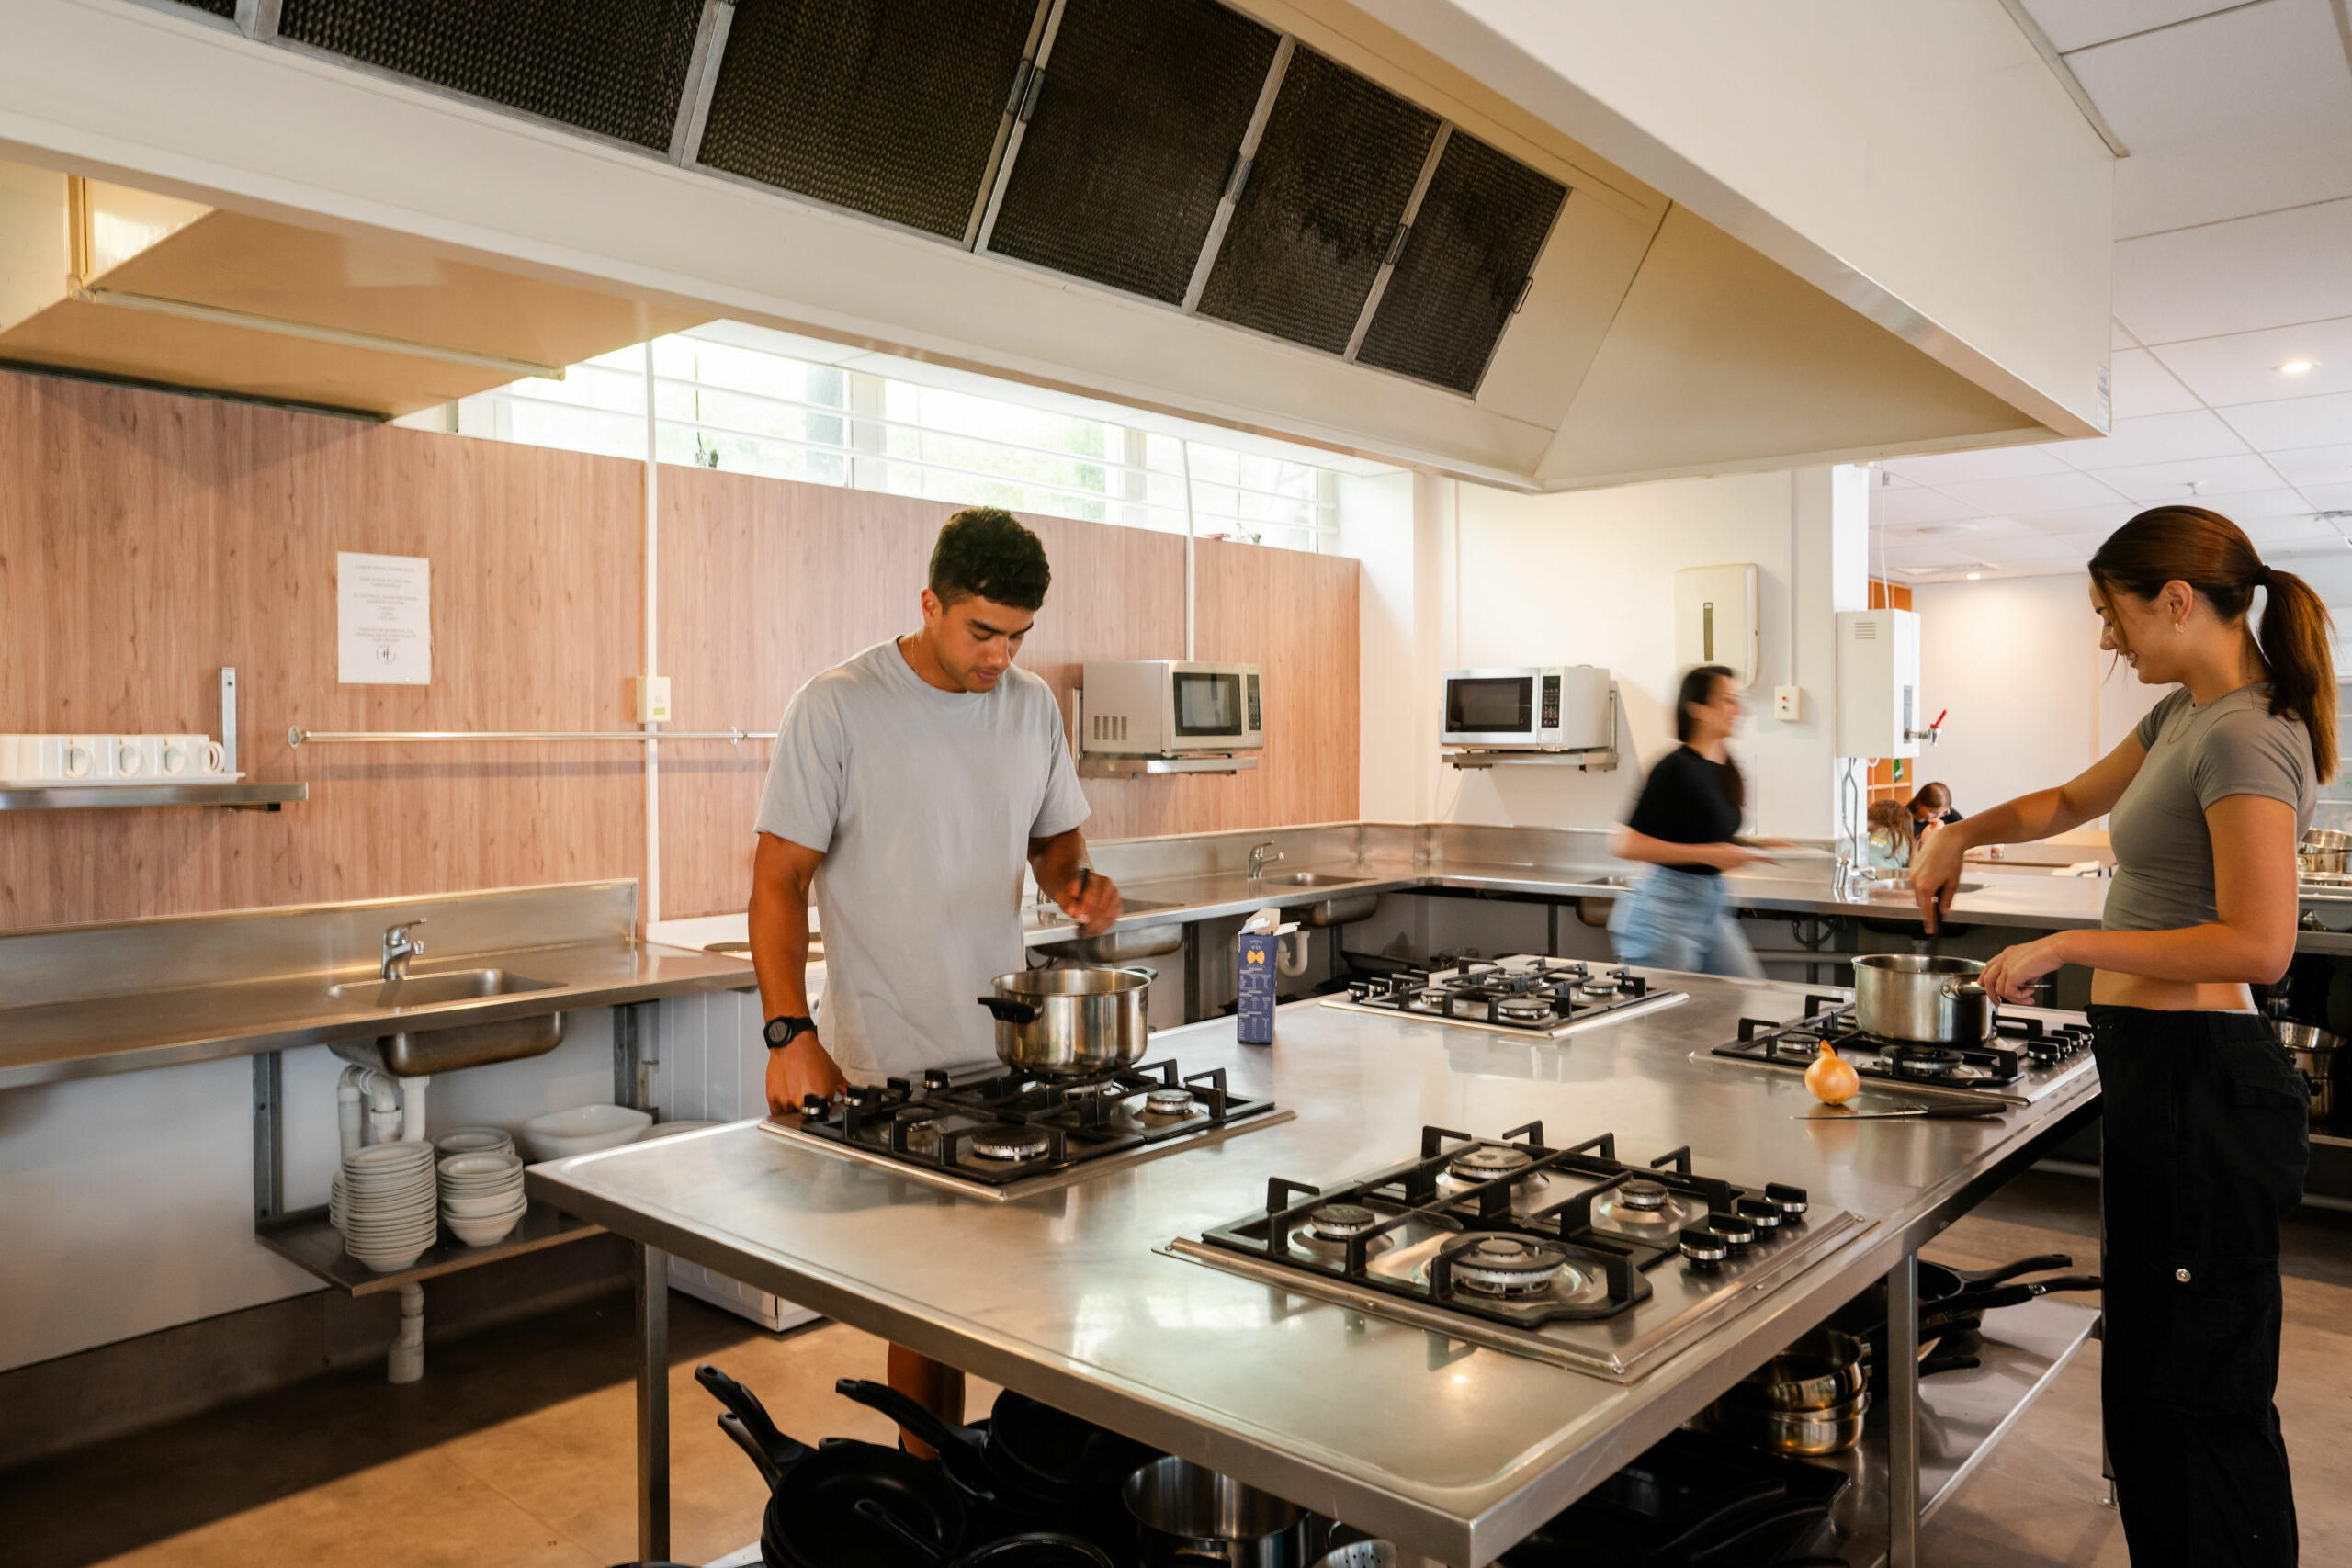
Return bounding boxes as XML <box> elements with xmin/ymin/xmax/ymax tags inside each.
<box><xmin>2300</xmin><ymin>828</ymin><xmax>2350</xmax><ymax>875</ymax></box>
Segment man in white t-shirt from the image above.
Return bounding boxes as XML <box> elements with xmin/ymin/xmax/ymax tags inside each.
<box><xmin>748</xmin><ymin>506</ymin><xmax>1121</xmax><ymax>1444</ymax></box>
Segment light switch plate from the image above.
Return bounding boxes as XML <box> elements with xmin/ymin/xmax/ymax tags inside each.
<box><xmin>636</xmin><ymin>675</ymin><xmax>673</xmax><ymax>723</ymax></box>
<box><xmin>1774</xmin><ymin>685</ymin><xmax>1802</xmax><ymax>721</ymax></box>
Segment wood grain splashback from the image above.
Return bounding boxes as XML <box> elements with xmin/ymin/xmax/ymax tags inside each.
<box><xmin>0</xmin><ymin>368</ymin><xmax>1359</xmax><ymax>930</ymax></box>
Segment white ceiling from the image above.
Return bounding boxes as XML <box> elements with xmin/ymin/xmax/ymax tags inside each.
<box><xmin>1876</xmin><ymin>0</ymin><xmax>2352</xmax><ymax>582</ymax></box>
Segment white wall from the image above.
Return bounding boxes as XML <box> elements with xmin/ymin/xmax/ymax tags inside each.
<box><xmin>1371</xmin><ymin>467</ymin><xmax>1864</xmax><ymax>838</ymax></box>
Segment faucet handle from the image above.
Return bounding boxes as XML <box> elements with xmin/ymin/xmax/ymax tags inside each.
<box><xmin>385</xmin><ymin>917</ymin><xmax>426</xmax><ymax>946</ymax></box>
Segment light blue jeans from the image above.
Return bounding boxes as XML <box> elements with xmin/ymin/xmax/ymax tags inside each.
<box><xmin>1608</xmin><ymin>865</ymin><xmax>1764</xmax><ymax>979</ymax></box>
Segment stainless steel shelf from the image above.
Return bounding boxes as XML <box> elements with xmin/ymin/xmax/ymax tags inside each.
<box><xmin>1824</xmin><ymin>1293</ymin><xmax>2102</xmax><ymax>1567</ymax></box>
<box><xmin>1443</xmin><ymin>750</ymin><xmax>1618</xmax><ymax>772</ymax></box>
<box><xmin>1078</xmin><ymin>754</ymin><xmax>1261</xmax><ymax>778</ymax></box>
<box><xmin>256</xmin><ymin>1200</ymin><xmax>605</xmax><ymax>1295</ymax></box>
<box><xmin>0</xmin><ymin>781</ymin><xmax>306</xmax><ymax>811</ymax></box>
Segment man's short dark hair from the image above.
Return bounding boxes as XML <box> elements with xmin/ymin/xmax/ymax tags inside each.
<box><xmin>929</xmin><ymin>507</ymin><xmax>1051</xmax><ymax>611</ymax></box>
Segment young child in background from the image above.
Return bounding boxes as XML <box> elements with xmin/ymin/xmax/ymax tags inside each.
<box><xmin>1865</xmin><ymin>799</ymin><xmax>1913</xmax><ymax>869</ymax></box>
<box><xmin>1909</xmin><ymin>782</ymin><xmax>1963</xmax><ymax>843</ymax></box>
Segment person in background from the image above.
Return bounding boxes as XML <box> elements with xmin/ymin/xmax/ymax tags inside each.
<box><xmin>1909</xmin><ymin>781</ymin><xmax>1962</xmax><ymax>843</ymax></box>
<box><xmin>1910</xmin><ymin>505</ymin><xmax>2321</xmax><ymax>1566</ymax></box>
<box><xmin>1606</xmin><ymin>665</ymin><xmax>1776</xmax><ymax>976</ymax></box>
<box><xmin>1864</xmin><ymin>799</ymin><xmax>1912</xmax><ymax>870</ymax></box>
<box><xmin>748</xmin><ymin>506</ymin><xmax>1123</xmax><ymax>1454</ymax></box>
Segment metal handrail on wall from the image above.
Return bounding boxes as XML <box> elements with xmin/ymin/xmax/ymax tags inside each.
<box><xmin>287</xmin><ymin>728</ymin><xmax>776</xmax><ymax>747</ymax></box>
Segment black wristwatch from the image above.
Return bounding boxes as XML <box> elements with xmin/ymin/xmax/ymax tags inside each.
<box><xmin>763</xmin><ymin>1014</ymin><xmax>818</xmax><ymax>1050</ymax></box>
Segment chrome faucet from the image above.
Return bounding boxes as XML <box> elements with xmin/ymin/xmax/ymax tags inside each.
<box><xmin>380</xmin><ymin>919</ymin><xmax>426</xmax><ymax>982</ymax></box>
<box><xmin>1247</xmin><ymin>841</ymin><xmax>1284</xmax><ymax>881</ymax></box>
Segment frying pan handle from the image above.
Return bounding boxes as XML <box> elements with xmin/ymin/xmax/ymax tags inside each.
<box><xmin>715</xmin><ymin>1411</ymin><xmax>785</xmax><ymax>1492</ymax></box>
<box><xmin>1951</xmin><ymin>1253</ymin><xmax>2074</xmax><ymax>1288</ymax></box>
<box><xmin>833</xmin><ymin>1377</ymin><xmax>983</xmax><ymax>1458</ymax></box>
<box><xmin>853</xmin><ymin>1497</ymin><xmax>951</xmax><ymax>1566</ymax></box>
<box><xmin>978</xmin><ymin>996</ymin><xmax>1040</xmax><ymax>1024</ymax></box>
<box><xmin>695</xmin><ymin>1363</ymin><xmax>809</xmax><ymax>1473</ymax></box>
<box><xmin>1941</xmin><ymin>1274</ymin><xmax>2103</xmax><ymax>1317</ymax></box>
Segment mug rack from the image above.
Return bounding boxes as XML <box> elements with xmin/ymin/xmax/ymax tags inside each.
<box><xmin>0</xmin><ymin>669</ymin><xmax>305</xmax><ymax>813</ymax></box>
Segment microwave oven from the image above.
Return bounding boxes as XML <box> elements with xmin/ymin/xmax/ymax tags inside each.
<box><xmin>1442</xmin><ymin>666</ymin><xmax>1612</xmax><ymax>750</ymax></box>
<box><xmin>1080</xmin><ymin>660</ymin><xmax>1263</xmax><ymax>757</ymax></box>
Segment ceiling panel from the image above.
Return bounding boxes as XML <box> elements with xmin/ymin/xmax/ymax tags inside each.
<box><xmin>1935</xmin><ymin>471</ymin><xmax>2132</xmax><ymax>513</ymax></box>
<box><xmin>2153</xmin><ymin>317</ymin><xmax>2352</xmax><ymax>406</ymax></box>
<box><xmin>1881</xmin><ymin>445</ymin><xmax>2073</xmax><ymax>486</ymax></box>
<box><xmin>2188</xmin><ymin>488</ymin><xmax>2330</xmax><ymax>520</ymax></box>
<box><xmin>1883</xmin><ymin>487</ymin><xmax>1993</xmax><ymax>525</ymax></box>
<box><xmin>2220</xmin><ymin>391</ymin><xmax>2352</xmax><ymax>452</ymax></box>
<box><xmin>2042</xmin><ymin>409</ymin><xmax>2252</xmax><ymax>470</ymax></box>
<box><xmin>2108</xmin><ymin>345</ymin><xmax>2204</xmax><ymax>417</ymax></box>
<box><xmin>2115</xmin><ymin>198</ymin><xmax>2352</xmax><ymax>344</ymax></box>
<box><xmin>2091</xmin><ymin>452</ymin><xmax>2295</xmax><ymax>502</ymax></box>
<box><xmin>2267</xmin><ymin>443</ymin><xmax>2352</xmax><ymax>487</ymax></box>
<box><xmin>2023</xmin><ymin>0</ymin><xmax>2255</xmax><ymax>53</ymax></box>
<box><xmin>2235</xmin><ymin>514</ymin><xmax>2348</xmax><ymax>548</ymax></box>
<box><xmin>2065</xmin><ymin>0</ymin><xmax>2352</xmax><ymax>237</ymax></box>
<box><xmin>2301</xmin><ymin>481</ymin><xmax>2352</xmax><ymax>509</ymax></box>
<box><xmin>2007</xmin><ymin>500</ymin><xmax>2145</xmax><ymax>533</ymax></box>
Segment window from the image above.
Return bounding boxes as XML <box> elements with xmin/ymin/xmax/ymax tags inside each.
<box><xmin>441</xmin><ymin>329</ymin><xmax>1339</xmax><ymax>551</ymax></box>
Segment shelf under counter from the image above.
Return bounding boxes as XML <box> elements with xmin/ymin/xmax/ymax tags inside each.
<box><xmin>256</xmin><ymin>1201</ymin><xmax>605</xmax><ymax>1296</ymax></box>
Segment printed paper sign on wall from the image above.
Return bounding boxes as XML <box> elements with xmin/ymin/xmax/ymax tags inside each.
<box><xmin>338</xmin><ymin>552</ymin><xmax>431</xmax><ymax>685</ymax></box>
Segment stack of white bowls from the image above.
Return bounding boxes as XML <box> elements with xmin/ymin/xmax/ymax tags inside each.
<box><xmin>335</xmin><ymin>1143</ymin><xmax>440</xmax><ymax>1272</ymax></box>
<box><xmin>439</xmin><ymin>1150</ymin><xmax>526</xmax><ymax>1247</ymax></box>
<box><xmin>433</xmin><ymin>1125</ymin><xmax>516</xmax><ymax>1159</ymax></box>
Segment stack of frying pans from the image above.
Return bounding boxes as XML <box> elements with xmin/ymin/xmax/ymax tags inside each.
<box><xmin>1836</xmin><ymin>1252</ymin><xmax>2101</xmax><ymax>1388</ymax></box>
<box><xmin>695</xmin><ymin>1363</ymin><xmax>1154</xmax><ymax>1568</ymax></box>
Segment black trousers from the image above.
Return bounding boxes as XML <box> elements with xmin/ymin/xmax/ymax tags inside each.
<box><xmin>2088</xmin><ymin>1007</ymin><xmax>2309</xmax><ymax>1567</ymax></box>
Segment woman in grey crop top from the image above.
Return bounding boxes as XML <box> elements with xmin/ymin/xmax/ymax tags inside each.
<box><xmin>1910</xmin><ymin>506</ymin><xmax>2324</xmax><ymax>1565</ymax></box>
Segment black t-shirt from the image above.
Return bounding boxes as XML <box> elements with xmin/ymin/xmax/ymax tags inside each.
<box><xmin>1912</xmin><ymin>807</ymin><xmax>1962</xmax><ymax>841</ymax></box>
<box><xmin>1624</xmin><ymin>745</ymin><xmax>1744</xmax><ymax>876</ymax></box>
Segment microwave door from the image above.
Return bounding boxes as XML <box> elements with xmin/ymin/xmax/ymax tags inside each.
<box><xmin>1448</xmin><ymin>675</ymin><xmax>1535</xmax><ymax>739</ymax></box>
<box><xmin>1173</xmin><ymin>671</ymin><xmax>1245</xmax><ymax>738</ymax></box>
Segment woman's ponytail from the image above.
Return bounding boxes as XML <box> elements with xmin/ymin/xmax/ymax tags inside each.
<box><xmin>2090</xmin><ymin>505</ymin><xmax>2338</xmax><ymax>782</ymax></box>
<box><xmin>2256</xmin><ymin>566</ymin><xmax>2337</xmax><ymax>783</ymax></box>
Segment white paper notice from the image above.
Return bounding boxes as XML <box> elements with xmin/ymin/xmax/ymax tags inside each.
<box><xmin>338</xmin><ymin>552</ymin><xmax>432</xmax><ymax>685</ymax></box>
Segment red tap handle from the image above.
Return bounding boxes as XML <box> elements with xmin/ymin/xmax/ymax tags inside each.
<box><xmin>1930</xmin><ymin>709</ymin><xmax>1947</xmax><ymax>731</ymax></box>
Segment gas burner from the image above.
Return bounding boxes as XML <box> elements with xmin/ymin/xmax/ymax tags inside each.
<box><xmin>970</xmin><ymin>1126</ymin><xmax>1053</xmax><ymax>1162</ymax></box>
<box><xmin>1450</xmin><ymin>1235</ymin><xmax>1571</xmax><ymax>1297</ymax></box>
<box><xmin>1449</xmin><ymin>1145</ymin><xmax>1538</xmax><ymax>1182</ymax></box>
<box><xmin>903</xmin><ymin>1118</ymin><xmax>942</xmax><ymax>1156</ymax></box>
<box><xmin>1617</xmin><ymin>1179</ymin><xmax>1669</xmax><ymax>1210</ymax></box>
<box><xmin>1589</xmin><ymin>1178</ymin><xmax>1704</xmax><ymax>1239</ymax></box>
<box><xmin>1496</xmin><ymin>996</ymin><xmax>1558</xmax><ymax>1021</ymax></box>
<box><xmin>1326</xmin><ymin>957</ymin><xmax>1684</xmax><ymax>1037</ymax></box>
<box><xmin>1307</xmin><ymin>1202</ymin><xmax>1380</xmax><ymax>1241</ymax></box>
<box><xmin>1058</xmin><ymin>1080</ymin><xmax>1115</xmax><ymax>1101</ymax></box>
<box><xmin>1407</xmin><ymin>988</ymin><xmax>1452</xmax><ymax>1013</ymax></box>
<box><xmin>1578</xmin><ymin>977</ymin><xmax>1625</xmax><ymax>999</ymax></box>
<box><xmin>1145</xmin><ymin>1088</ymin><xmax>1195</xmax><ymax>1117</ymax></box>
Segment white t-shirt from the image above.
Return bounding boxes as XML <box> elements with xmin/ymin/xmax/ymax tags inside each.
<box><xmin>754</xmin><ymin>638</ymin><xmax>1091</xmax><ymax>1079</ymax></box>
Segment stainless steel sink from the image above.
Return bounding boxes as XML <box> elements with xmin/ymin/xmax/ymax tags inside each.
<box><xmin>1258</xmin><ymin>872</ymin><xmax>1363</xmax><ymax>888</ymax></box>
<box><xmin>327</xmin><ymin>967</ymin><xmax>567</xmax><ymax>1076</ymax></box>
<box><xmin>1860</xmin><ymin>881</ymin><xmax>1984</xmax><ymax>901</ymax></box>
<box><xmin>328</xmin><ymin>967</ymin><xmax>560</xmax><ymax>1010</ymax></box>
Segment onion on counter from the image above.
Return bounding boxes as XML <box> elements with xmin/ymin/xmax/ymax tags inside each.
<box><xmin>1804</xmin><ymin>1043</ymin><xmax>1860</xmax><ymax>1105</ymax></box>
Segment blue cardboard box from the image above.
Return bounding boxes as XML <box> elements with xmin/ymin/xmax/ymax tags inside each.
<box><xmin>1236</xmin><ymin>931</ymin><xmax>1277</xmax><ymax>1046</ymax></box>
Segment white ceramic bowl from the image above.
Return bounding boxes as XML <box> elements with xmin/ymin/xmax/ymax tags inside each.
<box><xmin>520</xmin><ymin>1104</ymin><xmax>652</xmax><ymax>1161</ymax></box>
<box><xmin>346</xmin><ymin>1142</ymin><xmax>435</xmax><ymax>1172</ymax></box>
<box><xmin>447</xmin><ymin>1207</ymin><xmax>526</xmax><ymax>1247</ymax></box>
<box><xmin>439</xmin><ymin>1150</ymin><xmax>523</xmax><ymax>1180</ymax></box>
<box><xmin>442</xmin><ymin>1189</ymin><xmax>525</xmax><ymax>1218</ymax></box>
<box><xmin>434</xmin><ymin>1126</ymin><xmax>515</xmax><ymax>1157</ymax></box>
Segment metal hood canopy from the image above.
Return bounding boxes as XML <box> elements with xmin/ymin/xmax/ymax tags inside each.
<box><xmin>15</xmin><ymin>0</ymin><xmax>2104</xmax><ymax>486</ymax></box>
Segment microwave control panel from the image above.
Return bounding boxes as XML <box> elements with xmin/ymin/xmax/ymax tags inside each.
<box><xmin>1540</xmin><ymin>675</ymin><xmax>1561</xmax><ymax>728</ymax></box>
<box><xmin>1247</xmin><ymin>672</ymin><xmax>1261</xmax><ymax>730</ymax></box>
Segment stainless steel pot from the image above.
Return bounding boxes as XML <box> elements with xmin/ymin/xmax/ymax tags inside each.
<box><xmin>1725</xmin><ymin>1328</ymin><xmax>1867</xmax><ymax>1412</ymax></box>
<box><xmin>2276</xmin><ymin>1020</ymin><xmax>2339</xmax><ymax>1120</ymax></box>
<box><xmin>1124</xmin><ymin>1456</ymin><xmax>1313</xmax><ymax>1568</ymax></box>
<box><xmin>1698</xmin><ymin>1388</ymin><xmax>1870</xmax><ymax>1456</ymax></box>
<box><xmin>978</xmin><ymin>967</ymin><xmax>1152</xmax><ymax>1077</ymax></box>
<box><xmin>2299</xmin><ymin>849</ymin><xmax>2347</xmax><ymax>875</ymax></box>
<box><xmin>1850</xmin><ymin>953</ymin><xmax>1996</xmax><ymax>1043</ymax></box>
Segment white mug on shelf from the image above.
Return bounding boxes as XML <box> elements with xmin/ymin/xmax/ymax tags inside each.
<box><xmin>116</xmin><ymin>736</ymin><xmax>155</xmax><ymax>778</ymax></box>
<box><xmin>67</xmin><ymin>735</ymin><xmax>114</xmax><ymax>780</ymax></box>
<box><xmin>164</xmin><ymin>735</ymin><xmax>227</xmax><ymax>776</ymax></box>
<box><xmin>0</xmin><ymin>736</ymin><xmax>32</xmax><ymax>778</ymax></box>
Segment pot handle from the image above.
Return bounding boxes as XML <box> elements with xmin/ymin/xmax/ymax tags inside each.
<box><xmin>1117</xmin><ymin>966</ymin><xmax>1158</xmax><ymax>984</ymax></box>
<box><xmin>977</xmin><ymin>996</ymin><xmax>1041</xmax><ymax>1024</ymax></box>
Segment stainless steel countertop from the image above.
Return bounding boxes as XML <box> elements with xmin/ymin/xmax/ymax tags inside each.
<box><xmin>528</xmin><ymin>973</ymin><xmax>2099</xmax><ymax>1566</ymax></box>
<box><xmin>0</xmin><ymin>938</ymin><xmax>755</xmax><ymax>1090</ymax></box>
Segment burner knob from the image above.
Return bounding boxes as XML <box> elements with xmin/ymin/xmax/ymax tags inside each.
<box><xmin>1679</xmin><ymin>1227</ymin><xmax>1729</xmax><ymax>1272</ymax></box>
<box><xmin>1764</xmin><ymin>1183</ymin><xmax>1809</xmax><ymax>1220</ymax></box>
<box><xmin>1735</xmin><ymin>1197</ymin><xmax>1783</xmax><ymax>1232</ymax></box>
<box><xmin>1704</xmin><ymin>1211</ymin><xmax>1756</xmax><ymax>1253</ymax></box>
<box><xmin>799</xmin><ymin>1093</ymin><xmax>832</xmax><ymax>1117</ymax></box>
<box><xmin>921</xmin><ymin>1068</ymin><xmax>952</xmax><ymax>1091</ymax></box>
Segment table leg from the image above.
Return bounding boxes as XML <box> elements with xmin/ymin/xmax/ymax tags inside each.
<box><xmin>635</xmin><ymin>1242</ymin><xmax>671</xmax><ymax>1562</ymax></box>
<box><xmin>1887</xmin><ymin>1250</ymin><xmax>1921</xmax><ymax>1568</ymax></box>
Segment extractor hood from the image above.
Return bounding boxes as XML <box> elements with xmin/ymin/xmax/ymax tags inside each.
<box><xmin>0</xmin><ymin>0</ymin><xmax>2108</xmax><ymax>482</ymax></box>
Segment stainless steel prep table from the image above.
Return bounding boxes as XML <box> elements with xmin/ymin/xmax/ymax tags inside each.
<box><xmin>528</xmin><ymin>973</ymin><xmax>2101</xmax><ymax>1566</ymax></box>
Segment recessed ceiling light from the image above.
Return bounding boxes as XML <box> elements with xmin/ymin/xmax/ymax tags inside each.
<box><xmin>1966</xmin><ymin>572</ymin><xmax>1983</xmax><ymax>581</ymax></box>
<box><xmin>2278</xmin><ymin>360</ymin><xmax>2317</xmax><ymax>375</ymax></box>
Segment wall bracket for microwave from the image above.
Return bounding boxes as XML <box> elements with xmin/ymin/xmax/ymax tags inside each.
<box><xmin>1077</xmin><ymin>753</ymin><xmax>1261</xmax><ymax>779</ymax></box>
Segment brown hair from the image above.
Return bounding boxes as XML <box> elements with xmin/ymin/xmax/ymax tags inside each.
<box><xmin>1910</xmin><ymin>782</ymin><xmax>1951</xmax><ymax>813</ymax></box>
<box><xmin>2089</xmin><ymin>506</ymin><xmax>2336</xmax><ymax>783</ymax></box>
<box><xmin>1868</xmin><ymin>799</ymin><xmax>1908</xmax><ymax>834</ymax></box>
<box><xmin>1673</xmin><ymin>664</ymin><xmax>1745</xmax><ymax>810</ymax></box>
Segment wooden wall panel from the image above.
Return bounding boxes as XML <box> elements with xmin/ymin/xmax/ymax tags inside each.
<box><xmin>0</xmin><ymin>370</ymin><xmax>643</xmax><ymax>929</ymax></box>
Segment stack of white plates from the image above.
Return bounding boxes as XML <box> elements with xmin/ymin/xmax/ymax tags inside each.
<box><xmin>336</xmin><ymin>1143</ymin><xmax>439</xmax><ymax>1272</ymax></box>
<box><xmin>434</xmin><ymin>1125</ymin><xmax>515</xmax><ymax>1158</ymax></box>
<box><xmin>439</xmin><ymin>1150</ymin><xmax>526</xmax><ymax>1247</ymax></box>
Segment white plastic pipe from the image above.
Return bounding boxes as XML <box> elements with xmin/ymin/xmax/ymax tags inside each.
<box><xmin>336</xmin><ymin>1070</ymin><xmax>365</xmax><ymax>1158</ymax></box>
<box><xmin>1277</xmin><ymin>929</ymin><xmax>1312</xmax><ymax>977</ymax></box>
<box><xmin>397</xmin><ymin>1074</ymin><xmax>429</xmax><ymax>1143</ymax></box>
<box><xmin>388</xmin><ymin>1282</ymin><xmax>425</xmax><ymax>1384</ymax></box>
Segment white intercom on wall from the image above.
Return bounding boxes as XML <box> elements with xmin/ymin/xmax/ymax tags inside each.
<box><xmin>1673</xmin><ymin>564</ymin><xmax>1760</xmax><ymax>689</ymax></box>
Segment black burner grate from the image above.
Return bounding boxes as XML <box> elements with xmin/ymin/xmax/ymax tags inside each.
<box><xmin>985</xmin><ymin>0</ymin><xmax>1278</xmax><ymax>303</ymax></box>
<box><xmin>696</xmin><ymin>0</ymin><xmax>1043</xmax><ymax>240</ymax></box>
<box><xmin>1196</xmin><ymin>46</ymin><xmax>1438</xmax><ymax>353</ymax></box>
<box><xmin>277</xmin><ymin>0</ymin><xmax>704</xmax><ymax>151</ymax></box>
<box><xmin>1356</xmin><ymin>130</ymin><xmax>1566</xmax><ymax>394</ymax></box>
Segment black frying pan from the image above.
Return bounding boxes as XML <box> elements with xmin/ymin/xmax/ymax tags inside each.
<box><xmin>833</xmin><ymin>1379</ymin><xmax>1063</xmax><ymax>1527</ymax></box>
<box><xmin>695</xmin><ymin>1364</ymin><xmax>967</xmax><ymax>1568</ymax></box>
<box><xmin>834</xmin><ymin>1377</ymin><xmax>1155</xmax><ymax>1503</ymax></box>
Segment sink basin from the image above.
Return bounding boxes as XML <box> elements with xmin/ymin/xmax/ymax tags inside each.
<box><xmin>327</xmin><ymin>967</ymin><xmax>567</xmax><ymax>1076</ymax></box>
<box><xmin>1860</xmin><ymin>882</ymin><xmax>1984</xmax><ymax>901</ymax></box>
<box><xmin>328</xmin><ymin>967</ymin><xmax>560</xmax><ymax>1010</ymax></box>
<box><xmin>1258</xmin><ymin>872</ymin><xmax>1363</xmax><ymax>887</ymax></box>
